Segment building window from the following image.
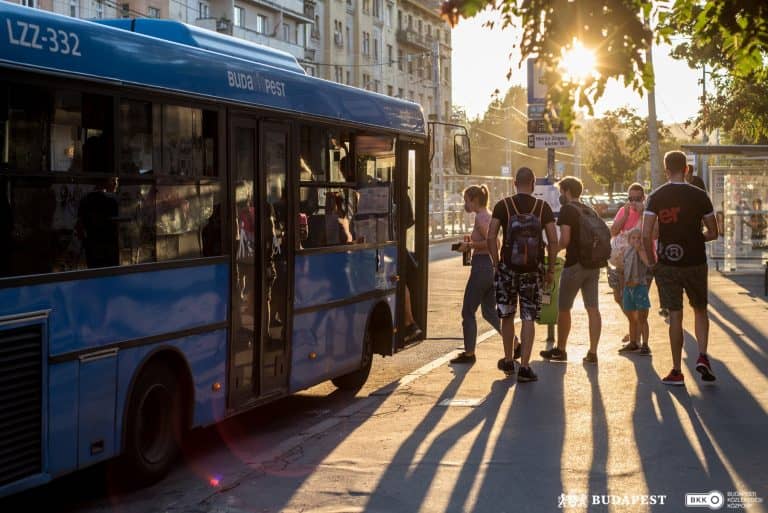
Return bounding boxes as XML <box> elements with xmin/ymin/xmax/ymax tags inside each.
<box><xmin>334</xmin><ymin>20</ymin><xmax>343</xmax><ymax>47</ymax></box>
<box><xmin>20</xmin><ymin>0</ymin><xmax>37</xmax><ymax>7</ymax></box>
<box><xmin>407</xmin><ymin>14</ymin><xmax>412</xmax><ymax>29</ymax></box>
<box><xmin>407</xmin><ymin>57</ymin><xmax>413</xmax><ymax>75</ymax></box>
<box><xmin>362</xmin><ymin>0</ymin><xmax>369</xmax><ymax>14</ymax></box>
<box><xmin>373</xmin><ymin>0</ymin><xmax>380</xmax><ymax>19</ymax></box>
<box><xmin>94</xmin><ymin>0</ymin><xmax>103</xmax><ymax>18</ymax></box>
<box><xmin>387</xmin><ymin>85</ymin><xmax>393</xmax><ymax>96</ymax></box>
<box><xmin>147</xmin><ymin>6</ymin><xmax>160</xmax><ymax>18</ymax></box>
<box><xmin>334</xmin><ymin>66</ymin><xmax>343</xmax><ymax>83</ymax></box>
<box><xmin>408</xmin><ymin>90</ymin><xmax>414</xmax><ymax>101</ymax></box>
<box><xmin>397</xmin><ymin>49</ymin><xmax>403</xmax><ymax>71</ymax></box>
<box><xmin>346</xmin><ymin>26</ymin><xmax>351</xmax><ymax>53</ymax></box>
<box><xmin>234</xmin><ymin>6</ymin><xmax>244</xmax><ymax>27</ymax></box>
<box><xmin>312</xmin><ymin>15</ymin><xmax>320</xmax><ymax>39</ymax></box>
<box><xmin>374</xmin><ymin>79</ymin><xmax>380</xmax><ymax>93</ymax></box>
<box><xmin>397</xmin><ymin>87</ymin><xmax>403</xmax><ymax>98</ymax></box>
<box><xmin>297</xmin><ymin>24</ymin><xmax>306</xmax><ymax>46</ymax></box>
<box><xmin>305</xmin><ymin>66</ymin><xmax>315</xmax><ymax>76</ymax></box>
<box><xmin>346</xmin><ymin>70</ymin><xmax>351</xmax><ymax>85</ymax></box>
<box><xmin>362</xmin><ymin>73</ymin><xmax>370</xmax><ymax>90</ymax></box>
<box><xmin>373</xmin><ymin>38</ymin><xmax>379</xmax><ymax>62</ymax></box>
<box><xmin>283</xmin><ymin>23</ymin><xmax>290</xmax><ymax>42</ymax></box>
<box><xmin>198</xmin><ymin>2</ymin><xmax>208</xmax><ymax>18</ymax></box>
<box><xmin>69</xmin><ymin>0</ymin><xmax>79</xmax><ymax>17</ymax></box>
<box><xmin>385</xmin><ymin>4</ymin><xmax>392</xmax><ymax>26</ymax></box>
<box><xmin>397</xmin><ymin>10</ymin><xmax>402</xmax><ymax>30</ymax></box>
<box><xmin>436</xmin><ymin>28</ymin><xmax>440</xmax><ymax>42</ymax></box>
<box><xmin>362</xmin><ymin>32</ymin><xmax>370</xmax><ymax>56</ymax></box>
<box><xmin>387</xmin><ymin>44</ymin><xmax>393</xmax><ymax>67</ymax></box>
<box><xmin>256</xmin><ymin>14</ymin><xmax>267</xmax><ymax>34</ymax></box>
<box><xmin>418</xmin><ymin>19</ymin><xmax>422</xmax><ymax>34</ymax></box>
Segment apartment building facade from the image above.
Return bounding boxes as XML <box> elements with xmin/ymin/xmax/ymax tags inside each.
<box><xmin>12</xmin><ymin>0</ymin><xmax>451</xmax><ymax>122</ymax></box>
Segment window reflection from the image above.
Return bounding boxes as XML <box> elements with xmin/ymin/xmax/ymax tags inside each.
<box><xmin>0</xmin><ymin>79</ymin><xmax>224</xmax><ymax>279</ymax></box>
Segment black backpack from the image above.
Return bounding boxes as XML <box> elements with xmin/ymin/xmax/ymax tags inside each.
<box><xmin>574</xmin><ymin>202</ymin><xmax>611</xmax><ymax>268</ymax></box>
<box><xmin>502</xmin><ymin>197</ymin><xmax>544</xmax><ymax>272</ymax></box>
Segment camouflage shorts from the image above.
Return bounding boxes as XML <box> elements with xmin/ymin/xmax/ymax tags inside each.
<box><xmin>494</xmin><ymin>262</ymin><xmax>542</xmax><ymax>321</ymax></box>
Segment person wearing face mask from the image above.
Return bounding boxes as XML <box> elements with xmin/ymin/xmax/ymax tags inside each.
<box><xmin>450</xmin><ymin>184</ymin><xmax>502</xmax><ymax>364</ymax></box>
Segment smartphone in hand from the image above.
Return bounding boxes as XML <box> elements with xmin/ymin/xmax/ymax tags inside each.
<box><xmin>451</xmin><ymin>243</ymin><xmax>461</xmax><ymax>251</ymax></box>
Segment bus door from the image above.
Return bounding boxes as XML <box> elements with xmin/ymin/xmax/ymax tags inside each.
<box><xmin>257</xmin><ymin>121</ymin><xmax>291</xmax><ymax>396</ymax></box>
<box><xmin>395</xmin><ymin>139</ymin><xmax>428</xmax><ymax>349</ymax></box>
<box><xmin>228</xmin><ymin>118</ymin><xmax>291</xmax><ymax>409</ymax></box>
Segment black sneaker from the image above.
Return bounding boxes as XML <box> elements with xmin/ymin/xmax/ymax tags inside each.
<box><xmin>696</xmin><ymin>354</ymin><xmax>716</xmax><ymax>382</ymax></box>
<box><xmin>540</xmin><ymin>347</ymin><xmax>567</xmax><ymax>362</ymax></box>
<box><xmin>583</xmin><ymin>351</ymin><xmax>598</xmax><ymax>364</ymax></box>
<box><xmin>638</xmin><ymin>344</ymin><xmax>651</xmax><ymax>356</ymax></box>
<box><xmin>618</xmin><ymin>342</ymin><xmax>640</xmax><ymax>354</ymax></box>
<box><xmin>497</xmin><ymin>357</ymin><xmax>515</xmax><ymax>376</ymax></box>
<box><xmin>450</xmin><ymin>352</ymin><xmax>476</xmax><ymax>364</ymax></box>
<box><xmin>403</xmin><ymin>323</ymin><xmax>423</xmax><ymax>343</ymax></box>
<box><xmin>517</xmin><ymin>366</ymin><xmax>538</xmax><ymax>382</ymax></box>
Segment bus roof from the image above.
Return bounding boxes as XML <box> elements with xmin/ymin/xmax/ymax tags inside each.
<box><xmin>0</xmin><ymin>3</ymin><xmax>426</xmax><ymax>135</ymax></box>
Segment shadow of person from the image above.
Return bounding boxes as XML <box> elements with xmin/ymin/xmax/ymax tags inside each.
<box><xmin>76</xmin><ymin>176</ymin><xmax>119</xmax><ymax>268</ymax></box>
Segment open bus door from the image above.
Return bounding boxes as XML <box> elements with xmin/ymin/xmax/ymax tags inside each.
<box><xmin>395</xmin><ymin>139</ymin><xmax>429</xmax><ymax>350</ymax></box>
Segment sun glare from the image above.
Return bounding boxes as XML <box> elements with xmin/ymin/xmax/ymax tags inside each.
<box><xmin>560</xmin><ymin>41</ymin><xmax>598</xmax><ymax>84</ymax></box>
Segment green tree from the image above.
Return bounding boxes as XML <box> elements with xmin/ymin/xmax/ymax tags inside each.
<box><xmin>583</xmin><ymin>112</ymin><xmax>640</xmax><ymax>197</ymax></box>
<box><xmin>441</xmin><ymin>1</ymin><xmax>768</xmax><ymax>132</ymax></box>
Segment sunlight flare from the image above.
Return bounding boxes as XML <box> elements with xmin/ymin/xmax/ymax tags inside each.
<box><xmin>560</xmin><ymin>40</ymin><xmax>598</xmax><ymax>84</ymax></box>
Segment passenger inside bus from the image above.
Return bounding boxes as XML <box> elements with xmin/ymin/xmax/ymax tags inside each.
<box><xmin>76</xmin><ymin>176</ymin><xmax>120</xmax><ymax>268</ymax></box>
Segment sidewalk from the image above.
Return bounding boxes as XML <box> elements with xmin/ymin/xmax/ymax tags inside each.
<box><xmin>193</xmin><ymin>263</ymin><xmax>767</xmax><ymax>513</ymax></box>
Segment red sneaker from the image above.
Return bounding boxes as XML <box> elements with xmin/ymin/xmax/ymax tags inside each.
<box><xmin>696</xmin><ymin>354</ymin><xmax>717</xmax><ymax>382</ymax></box>
<box><xmin>662</xmin><ymin>369</ymin><xmax>685</xmax><ymax>386</ymax></box>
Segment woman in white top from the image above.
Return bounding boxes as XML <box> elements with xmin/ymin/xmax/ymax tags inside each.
<box><xmin>450</xmin><ymin>184</ymin><xmax>501</xmax><ymax>364</ymax></box>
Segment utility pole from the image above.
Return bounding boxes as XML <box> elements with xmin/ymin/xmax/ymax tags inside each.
<box><xmin>700</xmin><ymin>64</ymin><xmax>709</xmax><ymax>184</ymax></box>
<box><xmin>645</xmin><ymin>15</ymin><xmax>662</xmax><ymax>190</ymax></box>
<box><xmin>433</xmin><ymin>38</ymin><xmax>445</xmax><ymax>236</ymax></box>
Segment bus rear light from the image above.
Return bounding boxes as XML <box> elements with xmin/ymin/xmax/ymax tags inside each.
<box><xmin>211</xmin><ymin>382</ymin><xmax>222</xmax><ymax>392</ymax></box>
<box><xmin>309</xmin><ymin>352</ymin><xmax>318</xmax><ymax>360</ymax></box>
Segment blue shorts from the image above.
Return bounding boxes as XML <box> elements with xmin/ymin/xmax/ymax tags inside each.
<box><xmin>622</xmin><ymin>284</ymin><xmax>650</xmax><ymax>312</ymax></box>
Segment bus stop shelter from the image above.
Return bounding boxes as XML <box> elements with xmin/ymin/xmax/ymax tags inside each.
<box><xmin>682</xmin><ymin>145</ymin><xmax>768</xmax><ymax>286</ymax></box>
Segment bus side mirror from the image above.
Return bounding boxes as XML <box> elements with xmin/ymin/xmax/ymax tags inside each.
<box><xmin>454</xmin><ymin>134</ymin><xmax>471</xmax><ymax>175</ymax></box>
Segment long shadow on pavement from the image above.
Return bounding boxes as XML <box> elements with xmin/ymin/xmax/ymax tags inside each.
<box><xmin>362</xmin><ymin>366</ymin><xmax>486</xmax><ymax>513</ymax></box>
<box><xmin>584</xmin><ymin>364</ymin><xmax>610</xmax><ymax>512</ymax></box>
<box><xmin>708</xmin><ymin>289</ymin><xmax>768</xmax><ymax>379</ymax></box>
<box><xmin>472</xmin><ymin>364</ymin><xmax>567</xmax><ymax>513</ymax></box>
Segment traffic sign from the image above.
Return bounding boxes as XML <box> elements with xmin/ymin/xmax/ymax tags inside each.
<box><xmin>527</xmin><ymin>58</ymin><xmax>547</xmax><ymax>104</ymax></box>
<box><xmin>527</xmin><ymin>133</ymin><xmax>572</xmax><ymax>149</ymax></box>
<box><xmin>528</xmin><ymin>119</ymin><xmax>564</xmax><ymax>134</ymax></box>
<box><xmin>527</xmin><ymin>103</ymin><xmax>547</xmax><ymax>120</ymax></box>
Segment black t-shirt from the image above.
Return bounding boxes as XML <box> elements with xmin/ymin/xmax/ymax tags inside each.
<box><xmin>688</xmin><ymin>175</ymin><xmax>707</xmax><ymax>191</ymax></box>
<box><xmin>557</xmin><ymin>202</ymin><xmax>585</xmax><ymax>268</ymax></box>
<box><xmin>646</xmin><ymin>182</ymin><xmax>714</xmax><ymax>266</ymax></box>
<box><xmin>492</xmin><ymin>193</ymin><xmax>555</xmax><ymax>261</ymax></box>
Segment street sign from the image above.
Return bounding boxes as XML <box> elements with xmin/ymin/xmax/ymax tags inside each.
<box><xmin>528</xmin><ymin>119</ymin><xmax>563</xmax><ymax>134</ymax></box>
<box><xmin>527</xmin><ymin>103</ymin><xmax>546</xmax><ymax>120</ymax></box>
<box><xmin>500</xmin><ymin>165</ymin><xmax>511</xmax><ymax>177</ymax></box>
<box><xmin>527</xmin><ymin>133</ymin><xmax>572</xmax><ymax>149</ymax></box>
<box><xmin>527</xmin><ymin>58</ymin><xmax>547</xmax><ymax>104</ymax></box>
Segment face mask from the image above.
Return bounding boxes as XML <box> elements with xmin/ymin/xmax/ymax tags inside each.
<box><xmin>559</xmin><ymin>194</ymin><xmax>568</xmax><ymax>206</ymax></box>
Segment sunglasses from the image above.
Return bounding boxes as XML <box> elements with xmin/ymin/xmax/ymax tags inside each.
<box><xmin>629</xmin><ymin>196</ymin><xmax>644</xmax><ymax>202</ymax></box>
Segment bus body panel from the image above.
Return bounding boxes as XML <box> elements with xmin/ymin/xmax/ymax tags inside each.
<box><xmin>0</xmin><ymin>3</ymin><xmax>425</xmax><ymax>136</ymax></box>
<box><xmin>293</xmin><ymin>246</ymin><xmax>397</xmax><ymax>308</ymax></box>
<box><xmin>0</xmin><ymin>264</ymin><xmax>228</xmax><ymax>487</ymax></box>
<box><xmin>290</xmin><ymin>294</ymin><xmax>394</xmax><ymax>392</ymax></box>
<box><xmin>0</xmin><ymin>264</ymin><xmax>228</xmax><ymax>357</ymax></box>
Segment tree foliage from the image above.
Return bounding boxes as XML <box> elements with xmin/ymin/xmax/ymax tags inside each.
<box><xmin>441</xmin><ymin>0</ymin><xmax>768</xmax><ymax>134</ymax></box>
<box><xmin>583</xmin><ymin>108</ymin><xmax>673</xmax><ymax>194</ymax></box>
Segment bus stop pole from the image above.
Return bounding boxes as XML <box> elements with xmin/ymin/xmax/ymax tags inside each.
<box><xmin>547</xmin><ymin>147</ymin><xmax>556</xmax><ymax>343</ymax></box>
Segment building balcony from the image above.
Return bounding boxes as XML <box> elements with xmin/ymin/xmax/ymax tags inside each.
<box><xmin>232</xmin><ymin>26</ymin><xmax>306</xmax><ymax>60</ymax></box>
<box><xmin>396</xmin><ymin>29</ymin><xmax>430</xmax><ymax>50</ymax></box>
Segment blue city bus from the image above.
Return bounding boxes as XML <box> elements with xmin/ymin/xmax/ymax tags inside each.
<box><xmin>0</xmin><ymin>3</ymin><xmax>470</xmax><ymax>497</ymax></box>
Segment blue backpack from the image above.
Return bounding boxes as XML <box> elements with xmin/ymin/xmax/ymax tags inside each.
<box><xmin>502</xmin><ymin>197</ymin><xmax>544</xmax><ymax>272</ymax></box>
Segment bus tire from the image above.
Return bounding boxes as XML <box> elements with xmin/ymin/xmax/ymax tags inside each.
<box><xmin>122</xmin><ymin>360</ymin><xmax>182</xmax><ymax>485</ymax></box>
<box><xmin>331</xmin><ymin>329</ymin><xmax>374</xmax><ymax>391</ymax></box>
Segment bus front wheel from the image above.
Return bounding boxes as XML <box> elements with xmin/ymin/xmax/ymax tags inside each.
<box><xmin>332</xmin><ymin>329</ymin><xmax>374</xmax><ymax>391</ymax></box>
<box><xmin>122</xmin><ymin>360</ymin><xmax>182</xmax><ymax>485</ymax></box>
